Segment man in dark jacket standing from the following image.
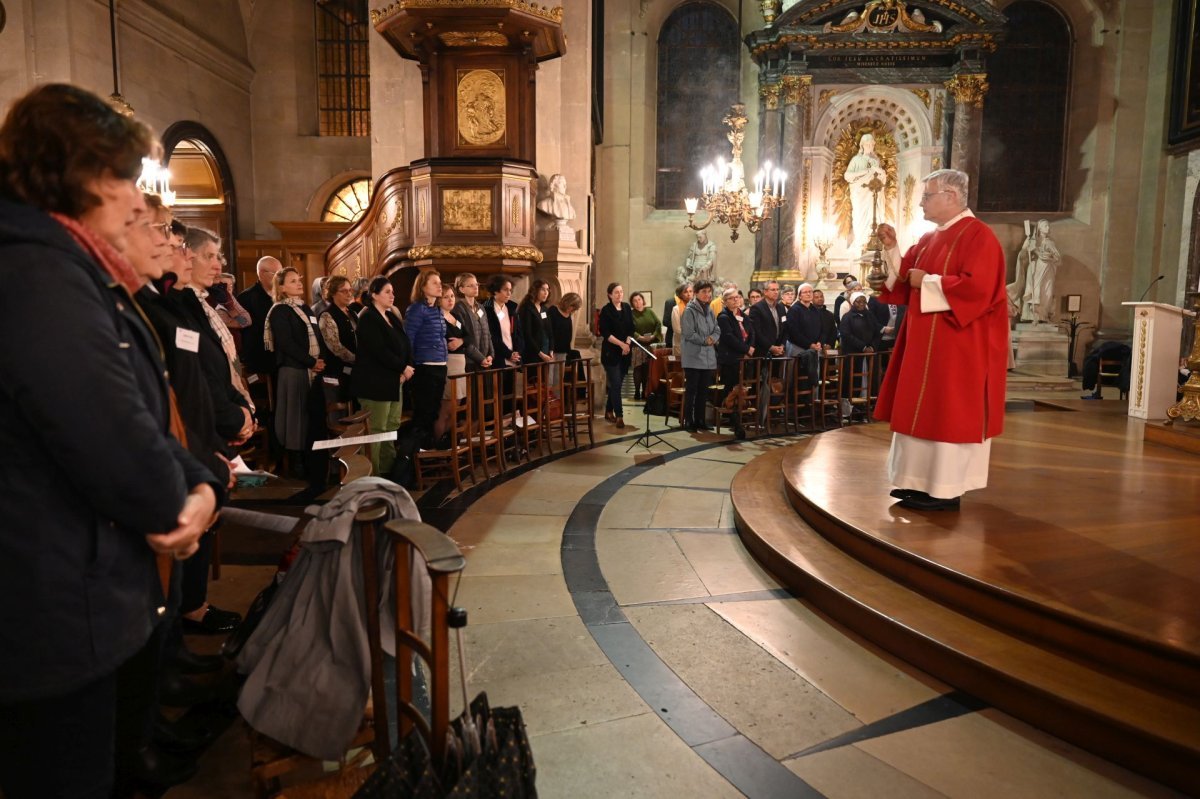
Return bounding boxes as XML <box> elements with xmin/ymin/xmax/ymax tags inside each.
<box><xmin>237</xmin><ymin>255</ymin><xmax>282</xmax><ymax>377</ymax></box>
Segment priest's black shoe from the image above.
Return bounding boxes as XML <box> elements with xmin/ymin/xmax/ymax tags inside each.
<box><xmin>889</xmin><ymin>488</ymin><xmax>925</xmax><ymax>500</ymax></box>
<box><xmin>898</xmin><ymin>493</ymin><xmax>961</xmax><ymax>511</ymax></box>
<box><xmin>172</xmin><ymin>646</ymin><xmax>225</xmax><ymax>675</ymax></box>
<box><xmin>181</xmin><ymin>604</ymin><xmax>242</xmax><ymax>635</ymax></box>
<box><xmin>117</xmin><ymin>744</ymin><xmax>197</xmax><ymax>791</ymax></box>
<box><xmin>154</xmin><ymin>716</ymin><xmax>211</xmax><ymax>755</ymax></box>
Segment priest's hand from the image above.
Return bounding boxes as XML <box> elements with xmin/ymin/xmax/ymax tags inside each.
<box><xmin>877</xmin><ymin>224</ymin><xmax>897</xmax><ymax>249</ymax></box>
<box><xmin>906</xmin><ymin>268</ymin><xmax>927</xmax><ymax>288</ymax></box>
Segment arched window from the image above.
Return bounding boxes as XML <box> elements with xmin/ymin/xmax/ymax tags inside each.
<box><xmin>655</xmin><ymin>2</ymin><xmax>741</xmax><ymax>209</ymax></box>
<box><xmin>978</xmin><ymin>1</ymin><xmax>1072</xmax><ymax>212</ymax></box>
<box><xmin>316</xmin><ymin>0</ymin><xmax>370</xmax><ymax>137</ymax></box>
<box><xmin>322</xmin><ymin>178</ymin><xmax>372</xmax><ymax>223</ymax></box>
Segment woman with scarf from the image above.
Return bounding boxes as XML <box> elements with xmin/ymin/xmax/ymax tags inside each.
<box><xmin>0</xmin><ymin>83</ymin><xmax>219</xmax><ymax>798</ymax></box>
<box><xmin>318</xmin><ymin>274</ymin><xmax>358</xmax><ymax>407</ymax></box>
<box><xmin>266</xmin><ymin>267</ymin><xmax>329</xmax><ymax>483</ymax></box>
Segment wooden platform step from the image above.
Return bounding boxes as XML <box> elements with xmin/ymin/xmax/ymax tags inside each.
<box><xmin>731</xmin><ymin>446</ymin><xmax>1200</xmax><ymax>795</ymax></box>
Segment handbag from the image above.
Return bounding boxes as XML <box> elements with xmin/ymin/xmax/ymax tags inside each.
<box><xmin>722</xmin><ymin>384</ymin><xmax>745</xmax><ymax>410</ymax></box>
<box><xmin>544</xmin><ymin>390</ymin><xmax>563</xmax><ymax>422</ymax></box>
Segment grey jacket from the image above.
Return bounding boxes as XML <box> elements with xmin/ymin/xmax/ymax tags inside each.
<box><xmin>236</xmin><ymin>478</ymin><xmax>430</xmax><ymax>760</ymax></box>
<box><xmin>681</xmin><ymin>297</ymin><xmax>720</xmax><ymax>370</ymax></box>
<box><xmin>452</xmin><ymin>299</ymin><xmax>495</xmax><ymax>369</ymax></box>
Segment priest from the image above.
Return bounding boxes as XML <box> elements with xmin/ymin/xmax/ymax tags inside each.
<box><xmin>873</xmin><ymin>169</ymin><xmax>1008</xmax><ymax>511</ymax></box>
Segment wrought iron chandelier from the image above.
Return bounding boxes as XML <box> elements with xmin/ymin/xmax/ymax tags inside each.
<box><xmin>684</xmin><ymin>103</ymin><xmax>786</xmax><ymax>243</ymax></box>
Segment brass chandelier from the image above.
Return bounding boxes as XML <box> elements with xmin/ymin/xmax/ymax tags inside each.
<box><xmin>684</xmin><ymin>103</ymin><xmax>786</xmax><ymax>243</ymax></box>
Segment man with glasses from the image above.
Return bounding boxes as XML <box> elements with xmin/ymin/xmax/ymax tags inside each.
<box><xmin>873</xmin><ymin>168</ymin><xmax>1008</xmax><ymax>512</ymax></box>
<box><xmin>237</xmin><ymin>255</ymin><xmax>283</xmax><ymax>377</ymax></box>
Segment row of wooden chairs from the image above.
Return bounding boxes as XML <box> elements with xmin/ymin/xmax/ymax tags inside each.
<box><xmin>657</xmin><ymin>352</ymin><xmax>891</xmax><ymax>437</ymax></box>
<box><xmin>413</xmin><ymin>360</ymin><xmax>596</xmax><ymax>492</ymax></box>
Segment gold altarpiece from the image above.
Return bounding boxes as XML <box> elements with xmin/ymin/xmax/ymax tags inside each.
<box><xmin>745</xmin><ymin>0</ymin><xmax>1005</xmax><ymax>287</ymax></box>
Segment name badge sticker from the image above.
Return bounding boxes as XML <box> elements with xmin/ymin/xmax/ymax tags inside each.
<box><xmin>780</xmin><ymin>314</ymin><xmax>787</xmax><ymax>323</ymax></box>
<box><xmin>476</xmin><ymin>308</ymin><xmax>485</xmax><ymax>318</ymax></box>
<box><xmin>175</xmin><ymin>328</ymin><xmax>200</xmax><ymax>353</ymax></box>
<box><xmin>309</xmin><ymin>316</ymin><xmax>318</xmax><ymax>324</ymax></box>
<box><xmin>540</xmin><ymin>311</ymin><xmax>548</xmax><ymax>319</ymax></box>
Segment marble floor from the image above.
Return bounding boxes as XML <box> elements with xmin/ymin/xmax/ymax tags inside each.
<box><xmin>172</xmin><ymin>387</ymin><xmax>1183</xmax><ymax>798</ymax></box>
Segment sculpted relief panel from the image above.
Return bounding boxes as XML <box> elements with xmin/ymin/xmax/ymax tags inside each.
<box><xmin>442</xmin><ymin>189</ymin><xmax>493</xmax><ymax>231</ymax></box>
<box><xmin>456</xmin><ymin>69</ymin><xmax>506</xmax><ymax>147</ymax></box>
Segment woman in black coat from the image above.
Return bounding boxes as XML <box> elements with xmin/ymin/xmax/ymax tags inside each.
<box><xmin>0</xmin><ymin>84</ymin><xmax>219</xmax><ymax>798</ymax></box>
<box><xmin>716</xmin><ymin>289</ymin><xmax>756</xmax><ymax>439</ymax></box>
<box><xmin>353</xmin><ymin>276</ymin><xmax>414</xmax><ymax>476</ymax></box>
<box><xmin>517</xmin><ymin>279</ymin><xmax>556</xmax><ymax>381</ymax></box>
<box><xmin>598</xmin><ymin>282</ymin><xmax>635</xmax><ymax>428</ymax></box>
<box><xmin>266</xmin><ymin>267</ymin><xmax>329</xmax><ymax>482</ymax></box>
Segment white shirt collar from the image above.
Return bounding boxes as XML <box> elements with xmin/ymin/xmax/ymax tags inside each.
<box><xmin>937</xmin><ymin>208</ymin><xmax>974</xmax><ymax>231</ymax></box>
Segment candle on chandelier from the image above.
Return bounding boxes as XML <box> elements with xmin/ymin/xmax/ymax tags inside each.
<box><xmin>684</xmin><ymin>197</ymin><xmax>699</xmax><ymax>215</ymax></box>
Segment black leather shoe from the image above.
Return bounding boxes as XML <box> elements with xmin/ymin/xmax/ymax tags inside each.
<box><xmin>889</xmin><ymin>488</ymin><xmax>926</xmax><ymax>500</ymax></box>
<box><xmin>733</xmin><ymin>427</ymin><xmax>746</xmax><ymax>441</ymax></box>
<box><xmin>171</xmin><ymin>646</ymin><xmax>225</xmax><ymax>675</ymax></box>
<box><xmin>153</xmin><ymin>717</ymin><xmax>211</xmax><ymax>755</ymax></box>
<box><xmin>181</xmin><ymin>605</ymin><xmax>242</xmax><ymax>635</ymax></box>
<box><xmin>898</xmin><ymin>494</ymin><xmax>961</xmax><ymax>511</ymax></box>
<box><xmin>118</xmin><ymin>744</ymin><xmax>197</xmax><ymax>790</ymax></box>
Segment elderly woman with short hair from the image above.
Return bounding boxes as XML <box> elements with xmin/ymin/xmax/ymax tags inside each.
<box><xmin>0</xmin><ymin>83</ymin><xmax>219</xmax><ymax>797</ymax></box>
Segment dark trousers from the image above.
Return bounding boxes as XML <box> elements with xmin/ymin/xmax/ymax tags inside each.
<box><xmin>0</xmin><ymin>672</ymin><xmax>118</xmax><ymax>799</ymax></box>
<box><xmin>411</xmin><ymin>364</ymin><xmax>448</xmax><ymax>440</ymax></box>
<box><xmin>114</xmin><ymin>619</ymin><xmax>170</xmax><ymax>773</ymax></box>
<box><xmin>180</xmin><ymin>527</ymin><xmax>215</xmax><ymax>614</ymax></box>
<box><xmin>604</xmin><ymin>360</ymin><xmax>629</xmax><ymax>417</ymax></box>
<box><xmin>684</xmin><ymin>367</ymin><xmax>712</xmax><ymax>426</ymax></box>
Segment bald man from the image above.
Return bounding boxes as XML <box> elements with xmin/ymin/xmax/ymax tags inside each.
<box><xmin>237</xmin><ymin>256</ymin><xmax>282</xmax><ymax>375</ymax></box>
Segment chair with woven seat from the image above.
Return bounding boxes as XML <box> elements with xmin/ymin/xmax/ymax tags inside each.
<box><xmin>470</xmin><ymin>369</ymin><xmax>506</xmax><ymax>478</ymax></box>
<box><xmin>789</xmin><ymin>357</ymin><xmax>818</xmax><ymax>434</ymax></box>
<box><xmin>560</xmin><ymin>357</ymin><xmax>595</xmax><ymax>448</ymax></box>
<box><xmin>844</xmin><ymin>351</ymin><xmax>878</xmax><ymax>424</ymax></box>
<box><xmin>255</xmin><ymin>509</ymin><xmax>467</xmax><ymax>799</ymax></box>
<box><xmin>817</xmin><ymin>353</ymin><xmax>848</xmax><ymax>429</ymax></box>
<box><xmin>1097</xmin><ymin>356</ymin><xmax>1128</xmax><ymax>400</ymax></box>
<box><xmin>415</xmin><ymin>373</ymin><xmax>475</xmax><ymax>491</ymax></box>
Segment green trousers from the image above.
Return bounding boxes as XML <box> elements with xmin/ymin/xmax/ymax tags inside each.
<box><xmin>359</xmin><ymin>397</ymin><xmax>403</xmax><ymax>476</ymax></box>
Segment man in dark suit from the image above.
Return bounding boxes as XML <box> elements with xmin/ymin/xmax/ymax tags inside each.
<box><xmin>236</xmin><ymin>255</ymin><xmax>282</xmax><ymax>377</ymax></box>
<box><xmin>872</xmin><ymin>295</ymin><xmax>906</xmax><ymax>372</ymax></box>
<box><xmin>746</xmin><ymin>280</ymin><xmax>787</xmax><ymax>425</ymax></box>
<box><xmin>812</xmin><ymin>289</ymin><xmax>840</xmax><ymax>348</ymax></box>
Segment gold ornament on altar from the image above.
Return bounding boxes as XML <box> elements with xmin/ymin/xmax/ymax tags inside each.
<box><xmin>457</xmin><ymin>69</ymin><xmax>506</xmax><ymax>146</ymax></box>
<box><xmin>831</xmin><ymin>121</ymin><xmax>898</xmax><ymax>247</ymax></box>
<box><xmin>683</xmin><ymin>104</ymin><xmax>786</xmax><ymax>243</ymax></box>
<box><xmin>824</xmin><ymin>0</ymin><xmax>942</xmax><ymax>33</ymax></box>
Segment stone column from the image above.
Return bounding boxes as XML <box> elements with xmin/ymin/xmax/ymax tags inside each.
<box><xmin>755</xmin><ymin>80</ymin><xmax>782</xmax><ymax>273</ymax></box>
<box><xmin>944</xmin><ymin>73</ymin><xmax>988</xmax><ymax>208</ymax></box>
<box><xmin>778</xmin><ymin>74</ymin><xmax>810</xmax><ymax>274</ymax></box>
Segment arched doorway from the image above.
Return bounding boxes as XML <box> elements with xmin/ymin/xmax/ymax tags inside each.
<box><xmin>161</xmin><ymin>122</ymin><xmax>237</xmax><ymax>267</ymax></box>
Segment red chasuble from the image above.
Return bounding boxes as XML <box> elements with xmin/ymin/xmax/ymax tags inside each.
<box><xmin>874</xmin><ymin>216</ymin><xmax>1009</xmax><ymax>444</ymax></box>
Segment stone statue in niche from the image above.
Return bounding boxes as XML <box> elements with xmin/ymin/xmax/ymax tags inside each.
<box><xmin>1007</xmin><ymin>219</ymin><xmax>1061</xmax><ymax>325</ymax></box>
<box><xmin>842</xmin><ymin>132</ymin><xmax>886</xmax><ymax>253</ymax></box>
<box><xmin>536</xmin><ymin>173</ymin><xmax>575</xmax><ymax>222</ymax></box>
<box><xmin>678</xmin><ymin>231</ymin><xmax>718</xmax><ymax>286</ymax></box>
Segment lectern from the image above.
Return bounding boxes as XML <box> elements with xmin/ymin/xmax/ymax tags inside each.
<box><xmin>1121</xmin><ymin>302</ymin><xmax>1196</xmax><ymax>419</ymax></box>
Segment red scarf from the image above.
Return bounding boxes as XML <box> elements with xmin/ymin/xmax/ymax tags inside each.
<box><xmin>50</xmin><ymin>212</ymin><xmax>142</xmax><ymax>295</ymax></box>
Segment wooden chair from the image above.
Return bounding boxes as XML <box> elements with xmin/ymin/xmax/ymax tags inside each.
<box><xmin>248</xmin><ymin>503</ymin><xmax>388</xmax><ymax>798</ymax></box>
<box><xmin>662</xmin><ymin>360</ymin><xmax>687</xmax><ymax>427</ymax></box>
<box><xmin>516</xmin><ymin>361</ymin><xmax>550</xmax><ymax>460</ymax></box>
<box><xmin>561</xmin><ymin>357</ymin><xmax>595</xmax><ymax>448</ymax></box>
<box><xmin>762</xmin><ymin>357</ymin><xmax>791</xmax><ymax>435</ymax></box>
<box><xmin>470</xmin><ymin>369</ymin><xmax>506</xmax><ymax>479</ymax></box>
<box><xmin>415</xmin><ymin>374</ymin><xmax>475</xmax><ymax>492</ymax></box>
<box><xmin>817</xmin><ymin>353</ymin><xmax>848</xmax><ymax>430</ymax></box>
<box><xmin>844</xmin><ymin>351</ymin><xmax>878</xmax><ymax>424</ymax></box>
<box><xmin>789</xmin><ymin>357</ymin><xmax>818</xmax><ymax>434</ymax></box>
<box><xmin>1097</xmin><ymin>356</ymin><xmax>1127</xmax><ymax>400</ymax></box>
<box><xmin>260</xmin><ymin>509</ymin><xmax>468</xmax><ymax>799</ymax></box>
<box><xmin>496</xmin><ymin>364</ymin><xmax>525</xmax><ymax>466</ymax></box>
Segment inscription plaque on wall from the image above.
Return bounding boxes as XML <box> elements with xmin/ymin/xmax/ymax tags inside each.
<box><xmin>807</xmin><ymin>53</ymin><xmax>955</xmax><ymax>71</ymax></box>
<box><xmin>441</xmin><ymin>189</ymin><xmax>493</xmax><ymax>231</ymax></box>
<box><xmin>456</xmin><ymin>69</ymin><xmax>506</xmax><ymax>147</ymax></box>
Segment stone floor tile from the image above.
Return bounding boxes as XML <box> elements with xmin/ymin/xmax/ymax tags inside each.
<box><xmin>452</xmin><ymin>616</ymin><xmax>608</xmax><ymax>685</ymax></box>
<box><xmin>460</xmin><ymin>541</ymin><xmax>562</xmax><ymax>577</ymax></box>
<box><xmin>785</xmin><ymin>745</ymin><xmax>946</xmax><ymax>799</ymax></box>
<box><xmin>650</xmin><ymin>487</ymin><xmax>726</xmax><ymax>529</ymax></box>
<box><xmin>711</xmin><ymin>599</ymin><xmax>944</xmax><ymax>723</ymax></box>
<box><xmin>597</xmin><ymin>528</ymin><xmax>709</xmax><ymax>605</ymax></box>
<box><xmin>448</xmin><ymin>512</ymin><xmax>570</xmax><ymax>549</ymax></box>
<box><xmin>450</xmin><ymin>663</ymin><xmax>648</xmax><ymax>738</ymax></box>
<box><xmin>455</xmin><ymin>573</ymin><xmax>575</xmax><ymax>625</ymax></box>
<box><xmin>630</xmin><ymin>456</ymin><xmax>724</xmax><ymax>487</ymax></box>
<box><xmin>625</xmin><ymin>604</ymin><xmax>860</xmax><ymax>760</ymax></box>
<box><xmin>530</xmin><ymin>712</ymin><xmax>743</xmax><ymax>799</ymax></box>
<box><xmin>856</xmin><ymin>710</ymin><xmax>1182</xmax><ymax>799</ymax></box>
<box><xmin>537</xmin><ymin>452</ymin><xmax>635</xmax><ymax>476</ymax></box>
<box><xmin>597</xmin><ymin>484</ymin><xmax>666</xmax><ymax>529</ymax></box>
<box><xmin>673</xmin><ymin>530</ymin><xmax>780</xmax><ymax>596</ymax></box>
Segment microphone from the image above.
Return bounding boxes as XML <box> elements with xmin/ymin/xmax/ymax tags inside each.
<box><xmin>1137</xmin><ymin>275</ymin><xmax>1165</xmax><ymax>302</ymax></box>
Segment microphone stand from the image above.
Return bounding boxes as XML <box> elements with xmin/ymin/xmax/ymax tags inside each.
<box><xmin>1138</xmin><ymin>275</ymin><xmax>1165</xmax><ymax>303</ymax></box>
<box><xmin>626</xmin><ymin>337</ymin><xmax>677</xmax><ymax>453</ymax></box>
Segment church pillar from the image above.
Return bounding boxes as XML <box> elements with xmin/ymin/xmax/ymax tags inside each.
<box><xmin>755</xmin><ymin>80</ymin><xmax>782</xmax><ymax>273</ymax></box>
<box><xmin>778</xmin><ymin>74</ymin><xmax>810</xmax><ymax>275</ymax></box>
<box><xmin>944</xmin><ymin>73</ymin><xmax>988</xmax><ymax>208</ymax></box>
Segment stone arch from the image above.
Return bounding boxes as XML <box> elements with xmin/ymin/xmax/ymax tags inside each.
<box><xmin>813</xmin><ymin>85</ymin><xmax>932</xmax><ymax>152</ymax></box>
<box><xmin>161</xmin><ymin>121</ymin><xmax>238</xmax><ymax>265</ymax></box>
